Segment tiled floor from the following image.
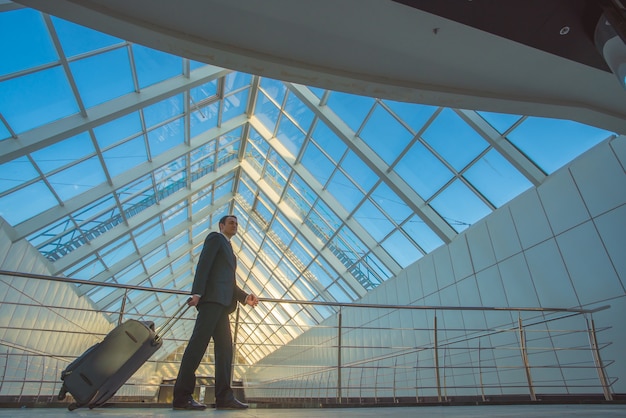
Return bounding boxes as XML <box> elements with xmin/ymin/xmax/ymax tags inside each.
<box><xmin>0</xmin><ymin>405</ymin><xmax>624</xmax><ymax>418</ymax></box>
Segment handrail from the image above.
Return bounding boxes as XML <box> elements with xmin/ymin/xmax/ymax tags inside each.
<box><xmin>0</xmin><ymin>270</ymin><xmax>609</xmax><ymax>314</ymax></box>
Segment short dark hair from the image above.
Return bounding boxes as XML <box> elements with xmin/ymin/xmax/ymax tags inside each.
<box><xmin>219</xmin><ymin>215</ymin><xmax>237</xmax><ymax>225</ymax></box>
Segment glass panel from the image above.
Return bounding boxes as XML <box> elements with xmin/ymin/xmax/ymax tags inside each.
<box><xmin>326</xmin><ymin>91</ymin><xmax>374</xmax><ymax>133</ymax></box>
<box><xmin>190</xmin><ymin>102</ymin><xmax>219</xmax><ymax>139</ymax></box>
<box><xmin>402</xmin><ymin>214</ymin><xmax>444</xmax><ymax>253</ymax></box>
<box><xmin>422</xmin><ymin>108</ymin><xmax>489</xmax><ymax>171</ymax></box>
<box><xmin>0</xmin><ymin>122</ymin><xmax>10</xmax><ymax>141</ymax></box>
<box><xmin>259</xmin><ymin>77</ymin><xmax>287</xmax><ymax>103</ymax></box>
<box><xmin>311</xmin><ymin>121</ymin><xmax>347</xmax><ymax>163</ymax></box>
<box><xmin>223</xmin><ymin>88</ymin><xmax>249</xmax><ymax>123</ymax></box>
<box><xmin>94</xmin><ymin>112</ymin><xmax>142</xmax><ymax>149</ymax></box>
<box><xmin>102</xmin><ymin>136</ymin><xmax>148</xmax><ymax>178</ymax></box>
<box><xmin>52</xmin><ymin>15</ymin><xmax>122</xmax><ymax>57</ymax></box>
<box><xmin>132</xmin><ymin>44</ymin><xmax>182</xmax><ymax>89</ymax></box>
<box><xmin>381</xmin><ymin>229</ymin><xmax>423</xmax><ymax>268</ymax></box>
<box><xmin>99</xmin><ymin>235</ymin><xmax>135</xmax><ymax>267</ymax></box>
<box><xmin>477</xmin><ymin>111</ymin><xmax>522</xmax><ymax>134</ymax></box>
<box><xmin>360</xmin><ymin>104</ymin><xmax>413</xmax><ymax>166</ymax></box>
<box><xmin>192</xmin><ymin>188</ymin><xmax>213</xmax><ymax>214</ymax></box>
<box><xmin>507</xmin><ymin>117</ymin><xmax>612</xmax><ymax>174</ymax></box>
<box><xmin>144</xmin><ymin>94</ymin><xmax>184</xmax><ymax>128</ymax></box>
<box><xmin>147</xmin><ymin>117</ymin><xmax>184</xmax><ymax>157</ymax></box>
<box><xmin>0</xmin><ymin>9</ymin><xmax>57</xmax><ymax>75</ymax></box>
<box><xmin>276</xmin><ymin>115</ymin><xmax>305</xmax><ymax>157</ymax></box>
<box><xmin>342</xmin><ymin>150</ymin><xmax>377</xmax><ymax>191</ymax></box>
<box><xmin>300</xmin><ymin>142</ymin><xmax>334</xmax><ymax>186</ymax></box>
<box><xmin>394</xmin><ymin>141</ymin><xmax>453</xmax><ymax>200</ymax></box>
<box><xmin>371</xmin><ymin>182</ymin><xmax>412</xmax><ymax>223</ymax></box>
<box><xmin>384</xmin><ymin>100</ymin><xmax>437</xmax><ymax>133</ymax></box>
<box><xmin>225</xmin><ymin>72</ymin><xmax>252</xmax><ymax>93</ymax></box>
<box><xmin>255</xmin><ymin>90</ymin><xmax>280</xmax><ymax>132</ymax></box>
<box><xmin>0</xmin><ymin>157</ymin><xmax>39</xmax><ymax>193</ymax></box>
<box><xmin>353</xmin><ymin>199</ymin><xmax>394</xmax><ymax>241</ymax></box>
<box><xmin>70</xmin><ymin>47</ymin><xmax>134</xmax><ymax>108</ymax></box>
<box><xmin>285</xmin><ymin>174</ymin><xmax>315</xmax><ymax>217</ymax></box>
<box><xmin>0</xmin><ymin>67</ymin><xmax>78</xmax><ymax>133</ymax></box>
<box><xmin>326</xmin><ymin>170</ymin><xmax>363</xmax><ymax>213</ymax></box>
<box><xmin>133</xmin><ymin>220</ymin><xmax>162</xmax><ymax>248</ymax></box>
<box><xmin>47</xmin><ymin>157</ymin><xmax>106</xmax><ymax>201</ymax></box>
<box><xmin>284</xmin><ymin>91</ymin><xmax>314</xmax><ymax>132</ymax></box>
<box><xmin>430</xmin><ymin>179</ymin><xmax>491</xmax><ymax>233</ymax></box>
<box><xmin>31</xmin><ymin>132</ymin><xmax>95</xmax><ymax>173</ymax></box>
<box><xmin>190</xmin><ymin>80</ymin><xmax>218</xmax><ymax>104</ymax></box>
<box><xmin>464</xmin><ymin>149</ymin><xmax>533</xmax><ymax>207</ymax></box>
<box><xmin>308</xmin><ymin>258</ymin><xmax>335</xmax><ymax>288</ymax></box>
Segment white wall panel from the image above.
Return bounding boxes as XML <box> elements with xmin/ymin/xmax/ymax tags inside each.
<box><xmin>525</xmin><ymin>239</ymin><xmax>580</xmax><ymax>308</ymax></box>
<box><xmin>556</xmin><ymin>220</ymin><xmax>624</xmax><ymax>305</ymax></box>
<box><xmin>432</xmin><ymin>246</ymin><xmax>455</xmax><ymax>289</ymax></box>
<box><xmin>509</xmin><ymin>190</ymin><xmax>553</xmax><ymax>249</ymax></box>
<box><xmin>538</xmin><ymin>170</ymin><xmax>589</xmax><ymax>235</ymax></box>
<box><xmin>498</xmin><ymin>253</ymin><xmax>540</xmax><ymax>307</ymax></box>
<box><xmin>403</xmin><ymin>263</ymin><xmax>423</xmax><ymax>303</ymax></box>
<box><xmin>570</xmin><ymin>144</ymin><xmax>626</xmax><ymax>218</ymax></box>
<box><xmin>466</xmin><ymin>222</ymin><xmax>496</xmax><ymax>273</ymax></box>
<box><xmin>612</xmin><ymin>135</ymin><xmax>626</xmax><ymax>166</ymax></box>
<box><xmin>475</xmin><ymin>265</ymin><xmax>506</xmax><ymax>308</ymax></box>
<box><xmin>418</xmin><ymin>254</ymin><xmax>437</xmax><ymax>298</ymax></box>
<box><xmin>485</xmin><ymin>207</ymin><xmax>522</xmax><ymax>262</ymax></box>
<box><xmin>448</xmin><ymin>236</ymin><xmax>473</xmax><ymax>282</ymax></box>
<box><xmin>594</xmin><ymin>204</ymin><xmax>626</xmax><ymax>289</ymax></box>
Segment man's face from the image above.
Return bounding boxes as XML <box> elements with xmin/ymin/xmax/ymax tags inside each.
<box><xmin>221</xmin><ymin>216</ymin><xmax>238</xmax><ymax>238</ymax></box>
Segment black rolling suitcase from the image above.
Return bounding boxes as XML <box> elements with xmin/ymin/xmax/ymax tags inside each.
<box><xmin>57</xmin><ymin>300</ymin><xmax>190</xmax><ymax>411</ymax></box>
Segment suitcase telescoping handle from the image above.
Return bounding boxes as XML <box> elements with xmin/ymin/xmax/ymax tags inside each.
<box><xmin>154</xmin><ymin>297</ymin><xmax>192</xmax><ymax>343</ymax></box>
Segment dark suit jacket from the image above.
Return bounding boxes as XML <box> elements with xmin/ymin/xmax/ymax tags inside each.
<box><xmin>191</xmin><ymin>232</ymin><xmax>247</xmax><ymax>312</ymax></box>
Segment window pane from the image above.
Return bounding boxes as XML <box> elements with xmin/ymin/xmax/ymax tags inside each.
<box><xmin>70</xmin><ymin>47</ymin><xmax>134</xmax><ymax>108</ymax></box>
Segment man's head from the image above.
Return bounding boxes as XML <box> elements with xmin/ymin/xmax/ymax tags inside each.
<box><xmin>219</xmin><ymin>215</ymin><xmax>238</xmax><ymax>239</ymax></box>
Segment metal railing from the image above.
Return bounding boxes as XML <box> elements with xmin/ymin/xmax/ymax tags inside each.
<box><xmin>0</xmin><ymin>270</ymin><xmax>616</xmax><ymax>406</ymax></box>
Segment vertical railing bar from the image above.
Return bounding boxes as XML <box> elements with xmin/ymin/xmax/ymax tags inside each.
<box><xmin>393</xmin><ymin>357</ymin><xmax>398</xmax><ymax>403</ymax></box>
<box><xmin>18</xmin><ymin>354</ymin><xmax>28</xmax><ymax>402</ymax></box>
<box><xmin>479</xmin><ymin>338</ymin><xmax>486</xmax><ymax>402</ymax></box>
<box><xmin>359</xmin><ymin>365</ymin><xmax>364</xmax><ymax>403</ymax></box>
<box><xmin>118</xmin><ymin>288</ymin><xmax>128</xmax><ymax>326</ymax></box>
<box><xmin>587</xmin><ymin>315</ymin><xmax>613</xmax><ymax>401</ymax></box>
<box><xmin>434</xmin><ymin>315</ymin><xmax>441</xmax><ymax>402</ymax></box>
<box><xmin>518</xmin><ymin>315</ymin><xmax>536</xmax><ymax>401</ymax></box>
<box><xmin>374</xmin><ymin>360</ymin><xmax>379</xmax><ymax>403</ymax></box>
<box><xmin>442</xmin><ymin>346</ymin><xmax>448</xmax><ymax>402</ymax></box>
<box><xmin>415</xmin><ymin>350</ymin><xmax>420</xmax><ymax>403</ymax></box>
<box><xmin>232</xmin><ymin>305</ymin><xmax>241</xmax><ymax>388</ymax></box>
<box><xmin>337</xmin><ymin>306</ymin><xmax>342</xmax><ymax>404</ymax></box>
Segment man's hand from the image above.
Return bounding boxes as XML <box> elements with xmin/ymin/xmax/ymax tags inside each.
<box><xmin>188</xmin><ymin>295</ymin><xmax>201</xmax><ymax>307</ymax></box>
<box><xmin>245</xmin><ymin>293</ymin><xmax>259</xmax><ymax>307</ymax></box>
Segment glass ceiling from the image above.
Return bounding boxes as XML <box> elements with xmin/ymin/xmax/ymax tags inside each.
<box><xmin>0</xmin><ymin>5</ymin><xmax>616</xmax><ymax>364</ymax></box>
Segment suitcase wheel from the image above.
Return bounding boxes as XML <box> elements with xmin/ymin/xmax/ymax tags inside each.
<box><xmin>68</xmin><ymin>403</ymin><xmax>79</xmax><ymax>411</ymax></box>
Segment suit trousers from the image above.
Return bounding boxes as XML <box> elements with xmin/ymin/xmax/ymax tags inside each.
<box><xmin>173</xmin><ymin>302</ymin><xmax>235</xmax><ymax>402</ymax></box>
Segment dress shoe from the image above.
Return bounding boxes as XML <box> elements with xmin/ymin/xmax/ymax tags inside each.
<box><xmin>172</xmin><ymin>398</ymin><xmax>207</xmax><ymax>410</ymax></box>
<box><xmin>215</xmin><ymin>398</ymin><xmax>248</xmax><ymax>410</ymax></box>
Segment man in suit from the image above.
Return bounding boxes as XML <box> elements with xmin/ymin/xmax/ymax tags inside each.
<box><xmin>172</xmin><ymin>215</ymin><xmax>258</xmax><ymax>410</ymax></box>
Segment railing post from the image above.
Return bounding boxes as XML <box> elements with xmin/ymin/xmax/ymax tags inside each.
<box><xmin>232</xmin><ymin>305</ymin><xmax>241</xmax><ymax>388</ymax></box>
<box><xmin>337</xmin><ymin>306</ymin><xmax>343</xmax><ymax>404</ymax></box>
<box><xmin>587</xmin><ymin>316</ymin><xmax>613</xmax><ymax>401</ymax></box>
<box><xmin>118</xmin><ymin>288</ymin><xmax>128</xmax><ymax>326</ymax></box>
<box><xmin>518</xmin><ymin>315</ymin><xmax>536</xmax><ymax>401</ymax></box>
<box><xmin>479</xmin><ymin>339</ymin><xmax>486</xmax><ymax>402</ymax></box>
<box><xmin>434</xmin><ymin>315</ymin><xmax>441</xmax><ymax>402</ymax></box>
